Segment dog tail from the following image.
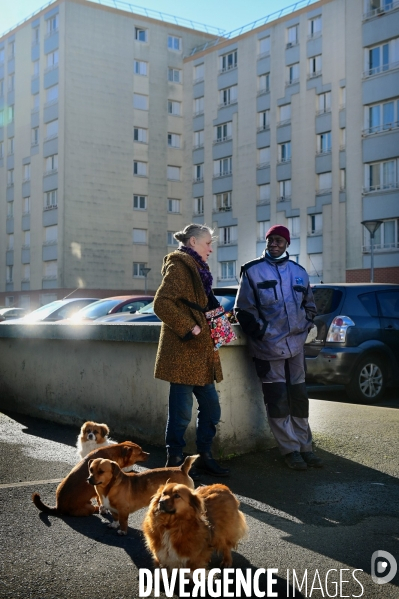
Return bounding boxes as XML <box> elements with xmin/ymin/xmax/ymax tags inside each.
<box><xmin>31</xmin><ymin>492</ymin><xmax>59</xmax><ymax>515</ymax></box>
<box><xmin>180</xmin><ymin>454</ymin><xmax>200</xmax><ymax>475</ymax></box>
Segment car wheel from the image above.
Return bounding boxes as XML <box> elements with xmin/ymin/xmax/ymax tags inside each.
<box><xmin>345</xmin><ymin>355</ymin><xmax>387</xmax><ymax>404</ymax></box>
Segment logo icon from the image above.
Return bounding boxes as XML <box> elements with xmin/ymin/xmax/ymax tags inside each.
<box><xmin>371</xmin><ymin>550</ymin><xmax>397</xmax><ymax>585</ymax></box>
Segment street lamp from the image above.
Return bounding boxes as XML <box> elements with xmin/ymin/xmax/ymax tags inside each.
<box><xmin>141</xmin><ymin>267</ymin><xmax>151</xmax><ymax>294</ymax></box>
<box><xmin>361</xmin><ymin>220</ymin><xmax>382</xmax><ymax>282</ymax></box>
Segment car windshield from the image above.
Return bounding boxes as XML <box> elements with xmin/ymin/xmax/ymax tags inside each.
<box><xmin>23</xmin><ymin>301</ymin><xmax>64</xmax><ymax>321</ymax></box>
<box><xmin>137</xmin><ymin>301</ymin><xmax>155</xmax><ymax>314</ymax></box>
<box><xmin>73</xmin><ymin>299</ymin><xmax>122</xmax><ymax>320</ymax></box>
<box><xmin>136</xmin><ymin>291</ymin><xmax>236</xmax><ymax>316</ymax></box>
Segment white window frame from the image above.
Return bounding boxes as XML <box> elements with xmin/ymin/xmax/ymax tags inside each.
<box><xmin>308</xmin><ymin>253</ymin><xmax>323</xmax><ymax>278</ymax></box>
<box><xmin>194</xmin><ymin>130</ymin><xmax>204</xmax><ymax>148</ymax></box>
<box><xmin>219</xmin><ymin>226</ymin><xmax>237</xmax><ymax>246</ymax></box>
<box><xmin>168</xmin><ymin>100</ymin><xmax>181</xmax><ymax>116</ymax></box>
<box><xmin>134</xmin><ymin>60</ymin><xmax>147</xmax><ymax>76</ymax></box>
<box><xmin>194</xmin><ymin>63</ymin><xmax>204</xmax><ymax>82</ymax></box>
<box><xmin>24</xmin><ymin>197</ymin><xmax>31</xmax><ymax>214</ymax></box>
<box><xmin>213</xmin><ymin>192</ymin><xmax>232</xmax><ymax>212</ymax></box>
<box><xmin>135</xmin><ymin>28</ymin><xmax>147</xmax><ymax>42</ymax></box>
<box><xmin>279</xmin><ymin>104</ymin><xmax>291</xmax><ymax>124</ymax></box>
<box><xmin>133</xmin><ymin>160</ymin><xmax>147</xmax><ymax>177</ymax></box>
<box><xmin>287</xmin><ymin>24</ymin><xmax>299</xmax><ymax>47</ymax></box>
<box><xmin>193</xmin><ymin>197</ymin><xmax>204</xmax><ymax>215</ymax></box>
<box><xmin>318</xmin><ymin>92</ymin><xmax>331</xmax><ymax>114</ymax></box>
<box><xmin>308</xmin><ymin>16</ymin><xmax>322</xmax><ymax>38</ymax></box>
<box><xmin>258</xmin><ymin>221</ymin><xmax>270</xmax><ymax>242</ymax></box>
<box><xmin>258</xmin><ymin>184</ymin><xmax>270</xmax><ymax>204</ymax></box>
<box><xmin>43</xmin><ymin>260</ymin><xmax>58</xmax><ymax>279</ymax></box>
<box><xmin>167</xmin><ymin>165</ymin><xmax>180</xmax><ymax>181</ymax></box>
<box><xmin>214</xmin><ymin>121</ymin><xmax>232</xmax><ymax>142</ymax></box>
<box><xmin>46</xmin><ymin>84</ymin><xmax>58</xmax><ymax>103</ymax></box>
<box><xmin>318</xmin><ymin>172</ymin><xmax>332</xmax><ymax>193</ymax></box>
<box><xmin>278</xmin><ymin>142</ymin><xmax>291</xmax><ymax>163</ymax></box>
<box><xmin>168</xmin><ymin>133</ymin><xmax>181</xmax><ymax>148</ymax></box>
<box><xmin>363</xmin><ymin>218</ymin><xmax>399</xmax><ymax>252</ymax></box>
<box><xmin>287</xmin><ymin>63</ymin><xmax>299</xmax><ymax>85</ymax></box>
<box><xmin>46</xmin><ymin>50</ymin><xmax>59</xmax><ymax>68</ymax></box>
<box><xmin>32</xmin><ymin>127</ymin><xmax>39</xmax><ymax>146</ymax></box>
<box><xmin>287</xmin><ymin>216</ymin><xmax>300</xmax><ymax>238</ymax></box>
<box><xmin>213</xmin><ymin>157</ymin><xmax>232</xmax><ymax>177</ymax></box>
<box><xmin>167</xmin><ymin>198</ymin><xmax>181</xmax><ymax>213</ymax></box>
<box><xmin>220</xmin><ymin>50</ymin><xmax>237</xmax><ymax>72</ymax></box>
<box><xmin>133</xmin><ymin>195</ymin><xmax>147</xmax><ymax>210</ymax></box>
<box><xmin>258</xmin><ymin>74</ymin><xmax>270</xmax><ymax>94</ymax></box>
<box><xmin>258</xmin><ymin>36</ymin><xmax>270</xmax><ymax>57</ymax></box>
<box><xmin>132</xmin><ymin>228</ymin><xmax>147</xmax><ymax>244</ymax></box>
<box><xmin>193</xmin><ymin>164</ymin><xmax>204</xmax><ymax>182</ymax></box>
<box><xmin>45</xmin><ymin>154</ymin><xmax>58</xmax><ymax>173</ymax></box>
<box><xmin>23</xmin><ymin>230</ymin><xmax>31</xmax><ymax>247</ymax></box>
<box><xmin>258</xmin><ymin>147</ymin><xmax>270</xmax><ymax>168</ymax></box>
<box><xmin>219</xmin><ymin>86</ymin><xmax>237</xmax><ymax>107</ymax></box>
<box><xmin>134</xmin><ymin>127</ymin><xmax>147</xmax><ymax>143</ymax></box>
<box><xmin>168</xmin><ymin>35</ymin><xmax>181</xmax><ymax>51</ymax></box>
<box><xmin>168</xmin><ymin>68</ymin><xmax>181</xmax><ymax>83</ymax></box>
<box><xmin>133</xmin><ymin>262</ymin><xmax>147</xmax><ymax>278</ymax></box>
<box><xmin>364</xmin><ymin>99</ymin><xmax>399</xmax><ymax>135</ymax></box>
<box><xmin>278</xmin><ymin>179</ymin><xmax>292</xmax><ymax>200</ymax></box>
<box><xmin>46</xmin><ymin>15</ymin><xmax>59</xmax><ymax>34</ymax></box>
<box><xmin>317</xmin><ymin>131</ymin><xmax>332</xmax><ymax>154</ymax></box>
<box><xmin>364</xmin><ymin>159</ymin><xmax>398</xmax><ymax>192</ymax></box>
<box><xmin>44</xmin><ymin>189</ymin><xmax>57</xmax><ymax>209</ymax></box>
<box><xmin>258</xmin><ymin>110</ymin><xmax>270</xmax><ymax>131</ymax></box>
<box><xmin>45</xmin><ymin>224</ymin><xmax>58</xmax><ymax>243</ymax></box>
<box><xmin>194</xmin><ymin>96</ymin><xmax>204</xmax><ymax>115</ymax></box>
<box><xmin>309</xmin><ymin>55</ymin><xmax>322</xmax><ymax>78</ymax></box>
<box><xmin>167</xmin><ymin>231</ymin><xmax>179</xmax><ymax>246</ymax></box>
<box><xmin>45</xmin><ymin>119</ymin><xmax>58</xmax><ymax>139</ymax></box>
<box><xmin>220</xmin><ymin>261</ymin><xmax>236</xmax><ymax>280</ymax></box>
<box><xmin>309</xmin><ymin>213</ymin><xmax>323</xmax><ymax>235</ymax></box>
<box><xmin>133</xmin><ymin>93</ymin><xmax>148</xmax><ymax>110</ymax></box>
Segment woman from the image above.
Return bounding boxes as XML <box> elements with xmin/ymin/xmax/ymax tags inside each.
<box><xmin>153</xmin><ymin>224</ymin><xmax>229</xmax><ymax>478</ymax></box>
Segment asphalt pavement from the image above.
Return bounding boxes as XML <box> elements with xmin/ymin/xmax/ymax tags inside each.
<box><xmin>0</xmin><ymin>388</ymin><xmax>398</xmax><ymax>599</ymax></box>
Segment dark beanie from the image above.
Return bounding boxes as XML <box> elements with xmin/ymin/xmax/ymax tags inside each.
<box><xmin>265</xmin><ymin>224</ymin><xmax>290</xmax><ymax>244</ymax></box>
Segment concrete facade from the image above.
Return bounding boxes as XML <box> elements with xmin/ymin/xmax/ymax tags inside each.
<box><xmin>0</xmin><ymin>0</ymin><xmax>398</xmax><ymax>310</ymax></box>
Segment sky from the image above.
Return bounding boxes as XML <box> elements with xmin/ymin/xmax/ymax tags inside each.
<box><xmin>1</xmin><ymin>0</ymin><xmax>311</xmax><ymax>37</ymax></box>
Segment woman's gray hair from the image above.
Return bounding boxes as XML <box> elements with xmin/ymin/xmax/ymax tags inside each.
<box><xmin>174</xmin><ymin>223</ymin><xmax>215</xmax><ymax>245</ymax></box>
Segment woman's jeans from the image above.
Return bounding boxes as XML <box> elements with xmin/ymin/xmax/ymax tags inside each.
<box><xmin>166</xmin><ymin>383</ymin><xmax>221</xmax><ymax>455</ymax></box>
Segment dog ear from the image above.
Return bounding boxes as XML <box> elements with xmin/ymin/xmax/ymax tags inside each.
<box><xmin>87</xmin><ymin>459</ymin><xmax>93</xmax><ymax>471</ymax></box>
<box><xmin>100</xmin><ymin>424</ymin><xmax>110</xmax><ymax>437</ymax></box>
<box><xmin>189</xmin><ymin>492</ymin><xmax>204</xmax><ymax>515</ymax></box>
<box><xmin>111</xmin><ymin>461</ymin><xmax>120</xmax><ymax>477</ymax></box>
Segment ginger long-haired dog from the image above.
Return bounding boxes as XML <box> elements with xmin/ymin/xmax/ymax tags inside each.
<box><xmin>143</xmin><ymin>482</ymin><xmax>248</xmax><ymax>571</ymax></box>
<box><xmin>77</xmin><ymin>421</ymin><xmax>116</xmax><ymax>460</ymax></box>
<box><xmin>87</xmin><ymin>455</ymin><xmax>197</xmax><ymax>535</ymax></box>
<box><xmin>32</xmin><ymin>442</ymin><xmax>149</xmax><ymax>517</ymax></box>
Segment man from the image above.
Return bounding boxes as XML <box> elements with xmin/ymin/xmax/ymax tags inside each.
<box><xmin>234</xmin><ymin>224</ymin><xmax>323</xmax><ymax>470</ymax></box>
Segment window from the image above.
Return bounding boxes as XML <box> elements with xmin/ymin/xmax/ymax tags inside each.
<box><xmin>45</xmin><ymin>154</ymin><xmax>58</xmax><ymax>172</ymax></box>
<box><xmin>6</xmin><ymin>266</ymin><xmax>13</xmax><ymax>283</ymax></box>
<box><xmin>340</xmin><ymin>169</ymin><xmax>346</xmax><ymax>190</ymax></box>
<box><xmin>44</xmin><ymin>189</ymin><xmax>57</xmax><ymax>208</ymax></box>
<box><xmin>168</xmin><ymin>68</ymin><xmax>181</xmax><ymax>83</ymax></box>
<box><xmin>309</xmin><ymin>213</ymin><xmax>323</xmax><ymax>235</ymax></box>
<box><xmin>258</xmin><ymin>110</ymin><xmax>270</xmax><ymax>131</ymax></box>
<box><xmin>287</xmin><ymin>63</ymin><xmax>299</xmax><ymax>85</ymax></box>
<box><xmin>0</xmin><ymin>110</ymin><xmax>3</xmax><ymax>126</ymax></box>
<box><xmin>133</xmin><ymin>262</ymin><xmax>147</xmax><ymax>277</ymax></box>
<box><xmin>168</xmin><ymin>198</ymin><xmax>180</xmax><ymax>213</ymax></box>
<box><xmin>47</xmin><ymin>15</ymin><xmax>59</xmax><ymax>34</ymax></box>
<box><xmin>167</xmin><ymin>165</ymin><xmax>180</xmax><ymax>180</ymax></box>
<box><xmin>7</xmin><ymin>201</ymin><xmax>13</xmax><ymax>217</ymax></box>
<box><xmin>23</xmin><ymin>197</ymin><xmax>31</xmax><ymax>214</ymax></box>
<box><xmin>135</xmin><ymin>28</ymin><xmax>147</xmax><ymax>42</ymax></box>
<box><xmin>278</xmin><ymin>142</ymin><xmax>291</xmax><ymax>163</ymax></box>
<box><xmin>366</xmin><ymin>39</ymin><xmax>399</xmax><ymax>76</ymax></box>
<box><xmin>365</xmin><ymin>99</ymin><xmax>399</xmax><ymax>134</ymax></box>
<box><xmin>7</xmin><ymin>169</ymin><xmax>14</xmax><ymax>186</ymax></box>
<box><xmin>168</xmin><ymin>35</ymin><xmax>181</xmax><ymax>51</ymax></box>
<box><xmin>318</xmin><ymin>92</ymin><xmax>331</xmax><ymax>114</ymax></box>
<box><xmin>134</xmin><ymin>60</ymin><xmax>147</xmax><ymax>76</ymax></box>
<box><xmin>259</xmin><ymin>36</ymin><xmax>270</xmax><ymax>56</ymax></box>
<box><xmin>0</xmin><ymin>79</ymin><xmax>3</xmax><ymax>96</ymax></box>
<box><xmin>134</xmin><ymin>127</ymin><xmax>147</xmax><ymax>143</ymax></box>
<box><xmin>258</xmin><ymin>184</ymin><xmax>270</xmax><ymax>204</ymax></box>
<box><xmin>258</xmin><ymin>221</ymin><xmax>270</xmax><ymax>241</ymax></box>
<box><xmin>220</xmin><ymin>50</ymin><xmax>237</xmax><ymax>72</ymax></box>
<box><xmin>193</xmin><ymin>197</ymin><xmax>204</xmax><ymax>215</ymax></box>
<box><xmin>365</xmin><ymin>159</ymin><xmax>398</xmax><ymax>192</ymax></box>
<box><xmin>363</xmin><ymin>218</ymin><xmax>399</xmax><ymax>251</ymax></box>
<box><xmin>0</xmin><ymin>48</ymin><xmax>4</xmax><ymax>62</ymax></box>
<box><xmin>287</xmin><ymin>216</ymin><xmax>300</xmax><ymax>238</ymax></box>
<box><xmin>46</xmin><ymin>85</ymin><xmax>58</xmax><ymax>103</ymax></box>
<box><xmin>215</xmin><ymin>121</ymin><xmax>232</xmax><ymax>142</ymax></box>
<box><xmin>194</xmin><ymin>63</ymin><xmax>204</xmax><ymax>81</ymax></box>
<box><xmin>194</xmin><ymin>130</ymin><xmax>204</xmax><ymax>148</ymax></box>
<box><xmin>8</xmin><ymin>105</ymin><xmax>14</xmax><ymax>123</ymax></box>
<box><xmin>279</xmin><ymin>179</ymin><xmax>291</xmax><ymax>200</ymax></box>
<box><xmin>8</xmin><ymin>137</ymin><xmax>14</xmax><ymax>155</ymax></box>
<box><xmin>309</xmin><ymin>55</ymin><xmax>322</xmax><ymax>77</ymax></box>
<box><xmin>23</xmin><ymin>164</ymin><xmax>31</xmax><ymax>181</ymax></box>
<box><xmin>133</xmin><ymin>161</ymin><xmax>147</xmax><ymax>176</ymax></box>
<box><xmin>32</xmin><ymin>127</ymin><xmax>39</xmax><ymax>145</ymax></box>
<box><xmin>46</xmin><ymin>50</ymin><xmax>59</xmax><ymax>68</ymax></box>
<box><xmin>168</xmin><ymin>100</ymin><xmax>181</xmax><ymax>116</ymax></box>
<box><xmin>340</xmin><ymin>128</ymin><xmax>346</xmax><ymax>149</ymax></box>
<box><xmin>193</xmin><ymin>164</ymin><xmax>204</xmax><ymax>181</ymax></box>
<box><xmin>308</xmin><ymin>253</ymin><xmax>323</xmax><ymax>277</ymax></box>
<box><xmin>258</xmin><ymin>147</ymin><xmax>270</xmax><ymax>167</ymax></box>
<box><xmin>44</xmin><ymin>261</ymin><xmax>57</xmax><ymax>278</ymax></box>
<box><xmin>287</xmin><ymin>24</ymin><xmax>299</xmax><ymax>47</ymax></box>
<box><xmin>45</xmin><ymin>225</ymin><xmax>58</xmax><ymax>243</ymax></box>
<box><xmin>133</xmin><ymin>93</ymin><xmax>148</xmax><ymax>110</ymax></box>
<box><xmin>168</xmin><ymin>133</ymin><xmax>181</xmax><ymax>148</ymax></box>
<box><xmin>9</xmin><ymin>41</ymin><xmax>15</xmax><ymax>57</ymax></box>
<box><xmin>133</xmin><ymin>228</ymin><xmax>147</xmax><ymax>244</ymax></box>
<box><xmin>33</xmin><ymin>94</ymin><xmax>40</xmax><ymax>110</ymax></box>
<box><xmin>194</xmin><ymin>96</ymin><xmax>204</xmax><ymax>115</ymax></box>
<box><xmin>22</xmin><ymin>265</ymin><xmax>30</xmax><ymax>281</ymax></box>
<box><xmin>167</xmin><ymin>231</ymin><xmax>179</xmax><ymax>246</ymax></box>
<box><xmin>317</xmin><ymin>131</ymin><xmax>332</xmax><ymax>154</ymax></box>
<box><xmin>279</xmin><ymin>104</ymin><xmax>291</xmax><ymax>124</ymax></box>
<box><xmin>32</xmin><ymin>26</ymin><xmax>40</xmax><ymax>44</ymax></box>
<box><xmin>8</xmin><ymin>74</ymin><xmax>14</xmax><ymax>92</ymax></box>
<box><xmin>214</xmin><ymin>192</ymin><xmax>232</xmax><ymax>212</ymax></box>
<box><xmin>219</xmin><ymin>226</ymin><xmax>237</xmax><ymax>245</ymax></box>
<box><xmin>46</xmin><ymin>120</ymin><xmax>58</xmax><ymax>138</ymax></box>
<box><xmin>220</xmin><ymin>86</ymin><xmax>237</xmax><ymax>106</ymax></box>
<box><xmin>213</xmin><ymin>157</ymin><xmax>232</xmax><ymax>177</ymax></box>
<box><xmin>308</xmin><ymin>16</ymin><xmax>322</xmax><ymax>38</ymax></box>
<box><xmin>23</xmin><ymin>230</ymin><xmax>31</xmax><ymax>247</ymax></box>
<box><xmin>220</xmin><ymin>261</ymin><xmax>236</xmax><ymax>280</ymax></box>
<box><xmin>33</xmin><ymin>60</ymin><xmax>40</xmax><ymax>76</ymax></box>
<box><xmin>258</xmin><ymin>74</ymin><xmax>270</xmax><ymax>94</ymax></box>
<box><xmin>133</xmin><ymin>195</ymin><xmax>147</xmax><ymax>210</ymax></box>
<box><xmin>7</xmin><ymin>234</ymin><xmax>14</xmax><ymax>249</ymax></box>
<box><xmin>318</xmin><ymin>172</ymin><xmax>332</xmax><ymax>193</ymax></box>
<box><xmin>340</xmin><ymin>87</ymin><xmax>346</xmax><ymax>109</ymax></box>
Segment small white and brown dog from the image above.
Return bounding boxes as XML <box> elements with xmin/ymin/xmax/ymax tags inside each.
<box><xmin>77</xmin><ymin>421</ymin><xmax>116</xmax><ymax>460</ymax></box>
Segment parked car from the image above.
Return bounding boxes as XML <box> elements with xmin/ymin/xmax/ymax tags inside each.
<box><xmin>4</xmin><ymin>298</ymin><xmax>98</xmax><ymax>323</ymax></box>
<box><xmin>70</xmin><ymin>295</ymin><xmax>154</xmax><ymax>322</ymax></box>
<box><xmin>305</xmin><ymin>283</ymin><xmax>399</xmax><ymax>403</ymax></box>
<box><xmin>0</xmin><ymin>307</ymin><xmax>29</xmax><ymax>322</ymax></box>
<box><xmin>95</xmin><ymin>287</ymin><xmax>238</xmax><ymax>323</ymax></box>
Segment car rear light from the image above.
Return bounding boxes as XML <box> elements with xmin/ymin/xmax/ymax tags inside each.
<box><xmin>326</xmin><ymin>315</ymin><xmax>355</xmax><ymax>342</ymax></box>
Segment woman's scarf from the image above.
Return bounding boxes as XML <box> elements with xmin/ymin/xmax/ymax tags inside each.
<box><xmin>178</xmin><ymin>245</ymin><xmax>213</xmax><ymax>296</ymax></box>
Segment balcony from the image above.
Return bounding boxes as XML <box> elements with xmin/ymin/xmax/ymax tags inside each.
<box><xmin>257</xmin><ymin>88</ymin><xmax>269</xmax><ymax>97</ymax></box>
<box><xmin>363</xmin><ymin>60</ymin><xmax>399</xmax><ymax>79</ymax></box>
<box><xmin>363</xmin><ymin>1</ymin><xmax>399</xmax><ymax>20</ymax></box>
<box><xmin>362</xmin><ymin>121</ymin><xmax>399</xmax><ymax>136</ymax></box>
<box><xmin>213</xmin><ymin>135</ymin><xmax>232</xmax><ymax>145</ymax></box>
<box><xmin>213</xmin><ymin>170</ymin><xmax>232</xmax><ymax>179</ymax></box>
<box><xmin>362</xmin><ymin>242</ymin><xmax>399</xmax><ymax>252</ymax></box>
<box><xmin>308</xmin><ymin>70</ymin><xmax>322</xmax><ymax>80</ymax></box>
<box><xmin>277</xmin><ymin>195</ymin><xmax>291</xmax><ymax>202</ymax></box>
<box><xmin>363</xmin><ymin>182</ymin><xmax>399</xmax><ymax>194</ymax></box>
<box><xmin>213</xmin><ymin>206</ymin><xmax>232</xmax><ymax>213</ymax></box>
<box><xmin>256</xmin><ymin>162</ymin><xmax>270</xmax><ymax>170</ymax></box>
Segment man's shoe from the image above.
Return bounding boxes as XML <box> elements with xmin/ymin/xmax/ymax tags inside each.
<box><xmin>165</xmin><ymin>454</ymin><xmax>201</xmax><ymax>481</ymax></box>
<box><xmin>196</xmin><ymin>452</ymin><xmax>230</xmax><ymax>477</ymax></box>
<box><xmin>301</xmin><ymin>451</ymin><xmax>324</xmax><ymax>468</ymax></box>
<box><xmin>284</xmin><ymin>451</ymin><xmax>307</xmax><ymax>470</ymax></box>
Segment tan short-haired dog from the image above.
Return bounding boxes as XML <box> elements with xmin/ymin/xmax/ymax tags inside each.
<box><xmin>32</xmin><ymin>442</ymin><xmax>149</xmax><ymax>517</ymax></box>
<box><xmin>143</xmin><ymin>482</ymin><xmax>248</xmax><ymax>571</ymax></box>
<box><xmin>87</xmin><ymin>455</ymin><xmax>197</xmax><ymax>535</ymax></box>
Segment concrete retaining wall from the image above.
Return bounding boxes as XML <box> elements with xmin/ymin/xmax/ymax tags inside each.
<box><xmin>0</xmin><ymin>322</ymin><xmax>273</xmax><ymax>455</ymax></box>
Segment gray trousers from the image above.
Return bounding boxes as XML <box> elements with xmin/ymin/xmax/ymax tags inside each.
<box><xmin>259</xmin><ymin>349</ymin><xmax>313</xmax><ymax>455</ymax></box>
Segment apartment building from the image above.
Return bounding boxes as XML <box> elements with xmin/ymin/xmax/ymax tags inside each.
<box><xmin>0</xmin><ymin>0</ymin><xmax>398</xmax><ymax>308</ymax></box>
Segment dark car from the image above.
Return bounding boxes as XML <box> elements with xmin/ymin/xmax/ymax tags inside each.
<box><xmin>95</xmin><ymin>287</ymin><xmax>238</xmax><ymax>323</ymax></box>
<box><xmin>69</xmin><ymin>295</ymin><xmax>154</xmax><ymax>322</ymax></box>
<box><xmin>4</xmin><ymin>298</ymin><xmax>98</xmax><ymax>323</ymax></box>
<box><xmin>305</xmin><ymin>283</ymin><xmax>399</xmax><ymax>403</ymax></box>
